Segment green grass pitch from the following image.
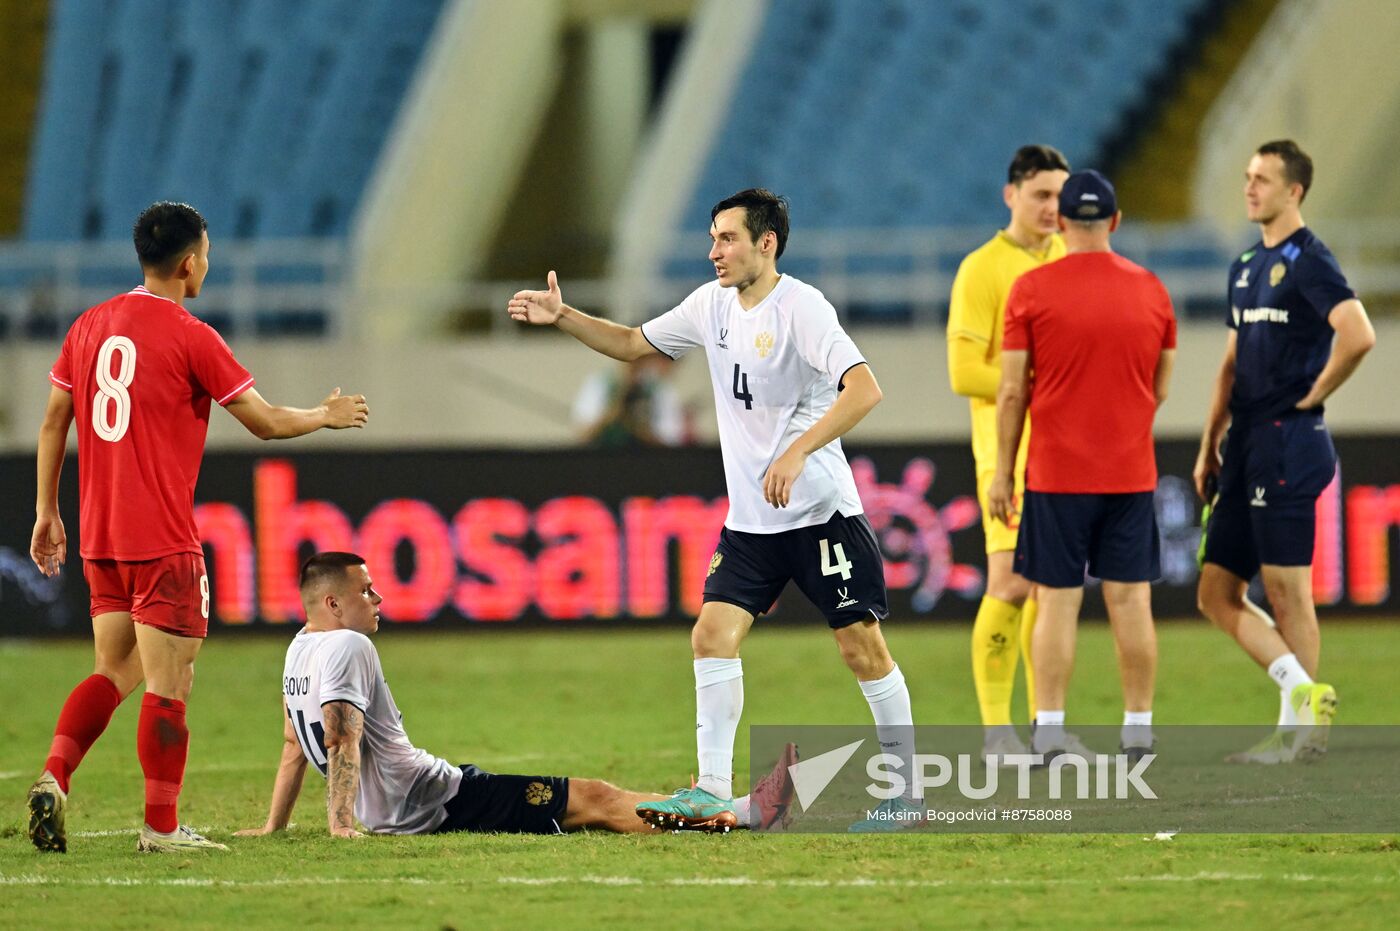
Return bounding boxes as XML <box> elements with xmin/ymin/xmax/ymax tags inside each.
<box><xmin>3</xmin><ymin>620</ymin><xmax>1398</xmax><ymax>929</ymax></box>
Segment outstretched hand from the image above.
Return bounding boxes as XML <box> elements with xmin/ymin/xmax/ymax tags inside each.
<box><xmin>508</xmin><ymin>270</ymin><xmax>565</xmax><ymax>325</ymax></box>
<box><xmin>322</xmin><ymin>388</ymin><xmax>369</xmax><ymax>429</ymax></box>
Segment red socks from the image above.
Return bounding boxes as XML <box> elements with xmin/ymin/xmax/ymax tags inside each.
<box><xmin>136</xmin><ymin>693</ymin><xmax>189</xmax><ymax>834</ymax></box>
<box><xmin>44</xmin><ymin>674</ymin><xmax>122</xmax><ymax>794</ymax></box>
<box><xmin>43</xmin><ymin>678</ymin><xmax>190</xmax><ymax>833</ymax></box>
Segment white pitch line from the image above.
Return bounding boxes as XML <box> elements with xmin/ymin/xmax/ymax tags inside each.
<box><xmin>72</xmin><ymin>826</ymin><xmax>212</xmax><ymax>838</ymax></box>
<box><xmin>71</xmin><ymin>829</ymin><xmax>139</xmax><ymax>838</ymax></box>
<box><xmin>0</xmin><ymin>771</ymin><xmax>26</xmax><ymax>781</ymax></box>
<box><xmin>450</xmin><ymin>749</ymin><xmax>692</xmax><ymax>766</ymax></box>
<box><xmin>1</xmin><ymin>872</ymin><xmax>1393</xmax><ymax>890</ymax></box>
<box><xmin>0</xmin><ymin>875</ymin><xmax>433</xmax><ymax>888</ymax></box>
<box><xmin>496</xmin><ymin>871</ymin><xmax>1397</xmax><ymax>889</ymax></box>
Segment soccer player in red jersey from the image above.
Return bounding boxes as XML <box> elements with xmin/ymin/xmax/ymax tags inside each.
<box><xmin>26</xmin><ymin>202</ymin><xmax>369</xmax><ymax>854</ymax></box>
<box><xmin>988</xmin><ymin>171</ymin><xmax>1176</xmax><ymax>761</ymax></box>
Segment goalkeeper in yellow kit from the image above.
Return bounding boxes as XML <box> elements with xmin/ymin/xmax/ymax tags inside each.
<box><xmin>947</xmin><ymin>145</ymin><xmax>1069</xmax><ymax>760</ymax></box>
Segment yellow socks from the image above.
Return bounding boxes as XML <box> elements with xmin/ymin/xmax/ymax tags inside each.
<box><xmin>971</xmin><ymin>596</ymin><xmax>1022</xmax><ymax>726</ymax></box>
<box><xmin>1020</xmin><ymin>598</ymin><xmax>1038</xmax><ymax>721</ymax></box>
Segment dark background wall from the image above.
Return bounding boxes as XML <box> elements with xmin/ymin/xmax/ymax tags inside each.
<box><xmin>3</xmin><ymin>439</ymin><xmax>1396</xmax><ymax>636</ymax></box>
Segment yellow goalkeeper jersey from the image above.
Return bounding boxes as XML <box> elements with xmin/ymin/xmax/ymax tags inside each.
<box><xmin>947</xmin><ymin>230</ymin><xmax>1066</xmax><ymax>469</ymax></box>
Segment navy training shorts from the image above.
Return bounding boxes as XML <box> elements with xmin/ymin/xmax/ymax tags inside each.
<box><xmin>1202</xmin><ymin>408</ymin><xmax>1336</xmax><ymax>580</ymax></box>
<box><xmin>433</xmin><ymin>765</ymin><xmax>569</xmax><ymax>835</ymax></box>
<box><xmin>1014</xmin><ymin>490</ymin><xmax>1160</xmax><ymax>588</ymax></box>
<box><xmin>702</xmin><ymin>512</ymin><xmax>889</xmax><ymax>629</ymax></box>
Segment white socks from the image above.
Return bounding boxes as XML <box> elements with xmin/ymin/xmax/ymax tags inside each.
<box><xmin>698</xmin><ymin>661</ymin><xmax>912</xmax><ymax>807</ymax></box>
<box><xmin>1268</xmin><ymin>654</ymin><xmax>1312</xmax><ymax>729</ymax></box>
<box><xmin>696</xmin><ymin>661</ymin><xmax>915</xmax><ymax>805</ymax></box>
<box><xmin>1122</xmin><ymin>710</ymin><xmax>1153</xmax><ymax>749</ymax></box>
<box><xmin>1033</xmin><ymin>711</ymin><xmax>1153</xmax><ymax>751</ymax></box>
<box><xmin>1033</xmin><ymin>710</ymin><xmax>1065</xmax><ymax>753</ymax></box>
<box><xmin>694</xmin><ymin>658</ymin><xmax>743</xmax><ymax>799</ymax></box>
<box><xmin>1268</xmin><ymin>653</ymin><xmax>1312</xmax><ymax>694</ymax></box>
<box><xmin>859</xmin><ymin>665</ymin><xmax>916</xmax><ymax>798</ymax></box>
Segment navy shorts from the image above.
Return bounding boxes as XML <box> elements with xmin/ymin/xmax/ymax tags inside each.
<box><xmin>703</xmin><ymin>512</ymin><xmax>889</xmax><ymax>629</ymax></box>
<box><xmin>1014</xmin><ymin>490</ymin><xmax>1160</xmax><ymax>588</ymax></box>
<box><xmin>1202</xmin><ymin>409</ymin><xmax>1336</xmax><ymax>579</ymax></box>
<box><xmin>433</xmin><ymin>764</ymin><xmax>569</xmax><ymax>835</ymax></box>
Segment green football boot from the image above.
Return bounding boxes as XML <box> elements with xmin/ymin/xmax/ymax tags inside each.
<box><xmin>635</xmin><ymin>786</ymin><xmax>738</xmax><ymax>833</ymax></box>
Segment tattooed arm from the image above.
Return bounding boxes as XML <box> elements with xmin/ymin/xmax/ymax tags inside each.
<box><xmin>321</xmin><ymin>700</ymin><xmax>366</xmax><ymax>839</ymax></box>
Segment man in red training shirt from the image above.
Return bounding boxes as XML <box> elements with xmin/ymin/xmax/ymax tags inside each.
<box><xmin>987</xmin><ymin>171</ymin><xmax>1176</xmax><ymax>761</ymax></box>
<box><xmin>28</xmin><ymin>201</ymin><xmax>369</xmax><ymax>854</ymax></box>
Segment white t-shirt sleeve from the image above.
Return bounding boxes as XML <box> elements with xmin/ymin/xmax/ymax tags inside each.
<box><xmin>318</xmin><ymin>633</ymin><xmax>378</xmax><ymax>711</ymax></box>
<box><xmin>792</xmin><ymin>294</ymin><xmax>867</xmax><ymax>387</ymax></box>
<box><xmin>640</xmin><ymin>287</ymin><xmax>707</xmax><ymax>359</ymax></box>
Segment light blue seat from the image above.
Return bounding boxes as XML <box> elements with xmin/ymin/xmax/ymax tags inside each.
<box><xmin>24</xmin><ymin>0</ymin><xmax>447</xmax><ymax>242</ymax></box>
<box><xmin>680</xmin><ymin>0</ymin><xmax>1212</xmax><ymax>239</ymax></box>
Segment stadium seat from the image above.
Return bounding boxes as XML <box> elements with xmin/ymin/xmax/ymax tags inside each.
<box><xmin>682</xmin><ymin>0</ymin><xmax>1212</xmax><ymax>233</ymax></box>
<box><xmin>24</xmin><ymin>0</ymin><xmax>447</xmax><ymax>242</ymax></box>
<box><xmin>13</xmin><ymin>0</ymin><xmax>445</xmax><ymax>336</ymax></box>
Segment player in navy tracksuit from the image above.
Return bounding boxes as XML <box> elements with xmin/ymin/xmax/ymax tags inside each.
<box><xmin>1194</xmin><ymin>140</ymin><xmax>1375</xmax><ymax>763</ymax></box>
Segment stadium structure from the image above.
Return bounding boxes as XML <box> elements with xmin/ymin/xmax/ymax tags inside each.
<box><xmin>1</xmin><ymin>6</ymin><xmax>1399</xmax><ymax>926</ymax></box>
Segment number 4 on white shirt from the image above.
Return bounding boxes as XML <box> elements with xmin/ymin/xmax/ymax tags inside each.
<box><xmin>820</xmin><ymin>538</ymin><xmax>853</xmax><ymax>580</ymax></box>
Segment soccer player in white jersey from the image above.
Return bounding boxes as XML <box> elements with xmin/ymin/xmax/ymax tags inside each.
<box><xmin>509</xmin><ymin>189</ymin><xmax>918</xmax><ymax>831</ymax></box>
<box><xmin>237</xmin><ymin>553</ymin><xmax>798</xmax><ymax>838</ymax></box>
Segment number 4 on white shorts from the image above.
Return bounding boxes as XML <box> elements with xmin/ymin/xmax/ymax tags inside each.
<box><xmin>819</xmin><ymin>539</ymin><xmax>853</xmax><ymax>580</ymax></box>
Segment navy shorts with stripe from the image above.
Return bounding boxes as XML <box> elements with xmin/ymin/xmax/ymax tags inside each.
<box><xmin>1202</xmin><ymin>409</ymin><xmax>1336</xmax><ymax>579</ymax></box>
<box><xmin>433</xmin><ymin>765</ymin><xmax>569</xmax><ymax>835</ymax></box>
<box><xmin>703</xmin><ymin>512</ymin><xmax>889</xmax><ymax>628</ymax></box>
<box><xmin>1014</xmin><ymin>490</ymin><xmax>1160</xmax><ymax>588</ymax></box>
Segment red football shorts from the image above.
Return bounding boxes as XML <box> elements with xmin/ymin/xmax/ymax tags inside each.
<box><xmin>83</xmin><ymin>553</ymin><xmax>210</xmax><ymax>639</ymax></box>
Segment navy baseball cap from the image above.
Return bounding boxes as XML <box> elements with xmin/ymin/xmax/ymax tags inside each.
<box><xmin>1059</xmin><ymin>170</ymin><xmax>1117</xmax><ymax>220</ymax></box>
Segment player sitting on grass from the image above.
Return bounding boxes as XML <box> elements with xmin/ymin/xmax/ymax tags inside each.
<box><xmin>236</xmin><ymin>552</ymin><xmax>797</xmax><ymax>838</ymax></box>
